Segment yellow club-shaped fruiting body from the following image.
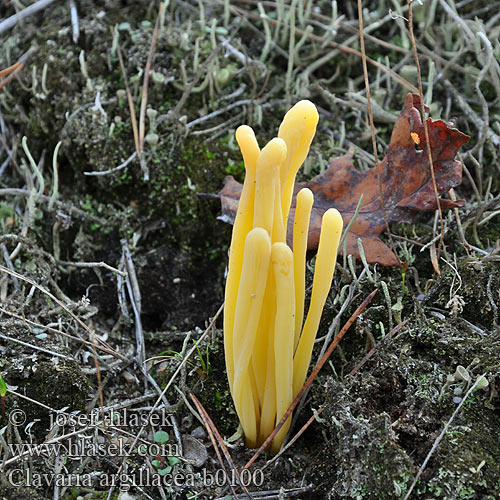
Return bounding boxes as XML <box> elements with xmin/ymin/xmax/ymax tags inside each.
<box><xmin>292</xmin><ymin>208</ymin><xmax>343</xmax><ymax>398</ymax></box>
<box><xmin>232</xmin><ymin>227</ymin><xmax>271</xmax><ymax>448</ymax></box>
<box><xmin>223</xmin><ymin>125</ymin><xmax>259</xmax><ymax>395</ymax></box>
<box><xmin>223</xmin><ymin>100</ymin><xmax>343</xmax><ymax>451</ymax></box>
<box><xmin>270</xmin><ymin>242</ymin><xmax>295</xmax><ymax>453</ymax></box>
<box><xmin>278</xmin><ymin>100</ymin><xmax>319</xmax><ymax>235</ymax></box>
<box><xmin>292</xmin><ymin>187</ymin><xmax>314</xmax><ymax>349</ymax></box>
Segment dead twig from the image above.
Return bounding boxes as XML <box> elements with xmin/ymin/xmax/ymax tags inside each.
<box><xmin>214</xmin><ymin>485</ymin><xmax>314</xmax><ymax>499</ymax></box>
<box><xmin>0</xmin><ymin>332</ymin><xmax>73</xmax><ymax>360</ymax></box>
<box><xmin>0</xmin><ymin>0</ymin><xmax>59</xmax><ymax>35</ymax></box>
<box><xmin>113</xmin><ymin>27</ymin><xmax>141</xmax><ymax>167</ymax></box>
<box><xmin>89</xmin><ymin>327</ymin><xmax>111</xmax><ymax>441</ymax></box>
<box><xmin>467</xmin><ymin>31</ymin><xmax>494</xmax><ymax>191</ymax></box>
<box><xmin>0</xmin><ymin>49</ymin><xmax>36</xmax><ymax>96</ymax></box>
<box><xmin>83</xmin><ymin>151</ymin><xmax>137</xmax><ymax>176</ymax></box>
<box><xmin>0</xmin><ymin>188</ymin><xmax>112</xmax><ymax>226</ymax></box>
<box><xmin>448</xmin><ymin>188</ymin><xmax>471</xmax><ymax>252</ymax></box>
<box><xmin>0</xmin><ymin>264</ymin><xmax>119</xmax><ymax>357</ymax></box>
<box><xmin>407</xmin><ymin>0</ymin><xmax>443</xmax><ymax>274</ymax></box>
<box><xmin>56</xmin><ymin>259</ymin><xmax>127</xmax><ymax>276</ymax></box>
<box><xmin>0</xmin><ymin>62</ymin><xmax>23</xmax><ymax>93</ymax></box>
<box><xmin>0</xmin><ymin>307</ymin><xmax>127</xmax><ymax>361</ymax></box>
<box><xmin>69</xmin><ymin>0</ymin><xmax>79</xmax><ymax>43</ymax></box>
<box><xmin>442</xmin><ymin>79</ymin><xmax>500</xmax><ymax>148</ymax></box>
<box><xmin>229</xmin><ymin>3</ymin><xmax>418</xmax><ymax>93</ymax></box>
<box><xmin>262</xmin><ymin>408</ymin><xmax>324</xmax><ymax>471</ymax></box>
<box><xmin>137</xmin><ymin>2</ymin><xmax>167</xmax><ymax>180</ymax></box>
<box><xmin>105</xmin><ymin>304</ymin><xmax>223</xmax><ymax>498</ymax></box>
<box><xmin>120</xmin><ymin>239</ymin><xmax>144</xmax><ymax>366</ymax></box>
<box><xmin>190</xmin><ymin>393</ymin><xmax>250</xmax><ymax>499</ymax></box>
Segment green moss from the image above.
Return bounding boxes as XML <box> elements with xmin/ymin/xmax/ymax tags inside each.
<box><xmin>3</xmin><ymin>324</ymin><xmax>91</xmax><ymax>440</ymax></box>
<box><xmin>425</xmin><ymin>261</ymin><xmax>500</xmax><ymax>331</ymax></box>
<box><xmin>305</xmin><ymin>281</ymin><xmax>500</xmax><ymax>499</ymax></box>
<box><xmin>417</xmin><ymin>404</ymin><xmax>500</xmax><ymax>498</ymax></box>
<box><xmin>11</xmin><ymin>359</ymin><xmax>90</xmax><ymax>429</ymax></box>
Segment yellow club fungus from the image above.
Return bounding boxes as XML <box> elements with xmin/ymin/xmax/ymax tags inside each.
<box><xmin>292</xmin><ymin>187</ymin><xmax>314</xmax><ymax>350</ymax></box>
<box><xmin>223</xmin><ymin>100</ymin><xmax>343</xmax><ymax>452</ymax></box>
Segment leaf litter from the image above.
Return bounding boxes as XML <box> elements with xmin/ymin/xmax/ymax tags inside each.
<box><xmin>218</xmin><ymin>93</ymin><xmax>470</xmax><ymax>266</ymax></box>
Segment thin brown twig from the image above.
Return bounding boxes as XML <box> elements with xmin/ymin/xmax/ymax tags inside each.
<box><xmin>407</xmin><ymin>0</ymin><xmax>443</xmax><ymax>274</ymax></box>
<box><xmin>243</xmin><ymin>288</ymin><xmax>378</xmax><ymax>471</ymax></box>
<box><xmin>89</xmin><ymin>327</ymin><xmax>111</xmax><ymax>442</ymax></box>
<box><xmin>0</xmin><ymin>48</ymin><xmax>36</xmax><ymax>91</ymax></box>
<box><xmin>189</xmin><ymin>393</ymin><xmax>249</xmax><ymax>499</ymax></box>
<box><xmin>138</xmin><ymin>2</ymin><xmax>166</xmax><ymax>179</ymax></box>
<box><xmin>349</xmin><ymin>319</ymin><xmax>408</xmax><ymax>376</ymax></box>
<box><xmin>191</xmin><ymin>395</ymin><xmax>242</xmax><ymax>482</ymax></box>
<box><xmin>223</xmin><ymin>408</ymin><xmax>323</xmax><ymax>497</ymax></box>
<box><xmin>112</xmin><ymin>26</ymin><xmax>140</xmax><ymax>161</ymax></box>
<box><xmin>357</xmin><ymin>0</ymin><xmax>401</xmax><ymax>269</ymax></box>
<box><xmin>0</xmin><ymin>62</ymin><xmax>24</xmax><ymax>92</ymax></box>
<box><xmin>343</xmin><ymin>24</ymin><xmax>412</xmax><ymax>55</ymax></box>
<box><xmin>262</xmin><ymin>408</ymin><xmax>324</xmax><ymax>471</ymax></box>
<box><xmin>0</xmin><ymin>61</ymin><xmax>22</xmax><ymax>79</ymax></box>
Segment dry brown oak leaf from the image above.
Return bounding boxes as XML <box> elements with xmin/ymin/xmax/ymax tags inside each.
<box><xmin>218</xmin><ymin>93</ymin><xmax>470</xmax><ymax>266</ymax></box>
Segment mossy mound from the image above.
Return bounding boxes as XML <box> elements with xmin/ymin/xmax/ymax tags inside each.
<box><xmin>2</xmin><ymin>324</ymin><xmax>91</xmax><ymax>436</ymax></box>
<box><xmin>425</xmin><ymin>260</ymin><xmax>499</xmax><ymax>331</ymax></box>
<box><xmin>305</xmin><ymin>295</ymin><xmax>500</xmax><ymax>499</ymax></box>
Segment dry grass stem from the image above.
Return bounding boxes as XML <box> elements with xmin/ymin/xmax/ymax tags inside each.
<box><xmin>407</xmin><ymin>0</ymin><xmax>443</xmax><ymax>273</ymax></box>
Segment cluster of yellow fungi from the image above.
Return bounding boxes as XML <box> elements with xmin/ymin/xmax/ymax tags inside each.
<box><xmin>223</xmin><ymin>100</ymin><xmax>343</xmax><ymax>453</ymax></box>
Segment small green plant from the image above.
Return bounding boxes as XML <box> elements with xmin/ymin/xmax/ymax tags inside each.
<box><xmin>150</xmin><ymin>349</ymin><xmax>196</xmax><ymax>373</ymax></box>
<box><xmin>151</xmin><ymin>430</ymin><xmax>181</xmax><ymax>475</ymax></box>
<box><xmin>192</xmin><ymin>339</ymin><xmax>210</xmax><ymax>378</ymax></box>
<box><xmin>224</xmin><ymin>160</ymin><xmax>245</xmax><ymax>178</ymax></box>
<box><xmin>149</xmin><ymin>339</ymin><xmax>211</xmax><ymax>381</ymax></box>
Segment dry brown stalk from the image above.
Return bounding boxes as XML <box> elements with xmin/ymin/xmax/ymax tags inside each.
<box><xmin>138</xmin><ymin>2</ymin><xmax>167</xmax><ymax>178</ymax></box>
<box><xmin>190</xmin><ymin>393</ymin><xmax>251</xmax><ymax>498</ymax></box>
<box><xmin>113</xmin><ymin>26</ymin><xmax>141</xmax><ymax>162</ymax></box>
<box><xmin>0</xmin><ymin>61</ymin><xmax>24</xmax><ymax>91</ymax></box>
<box><xmin>407</xmin><ymin>0</ymin><xmax>444</xmax><ymax>274</ymax></box>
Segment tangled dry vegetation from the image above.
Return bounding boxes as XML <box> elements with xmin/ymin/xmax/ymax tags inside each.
<box><xmin>0</xmin><ymin>0</ymin><xmax>499</xmax><ymax>499</ymax></box>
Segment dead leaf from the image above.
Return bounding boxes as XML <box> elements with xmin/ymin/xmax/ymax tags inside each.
<box><xmin>218</xmin><ymin>93</ymin><xmax>470</xmax><ymax>266</ymax></box>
